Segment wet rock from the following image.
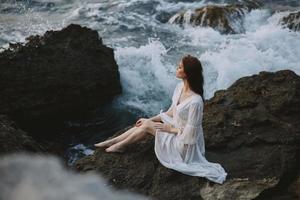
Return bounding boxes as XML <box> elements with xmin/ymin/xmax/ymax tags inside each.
<box><xmin>0</xmin><ymin>153</ymin><xmax>148</xmax><ymax>200</ymax></box>
<box><xmin>168</xmin><ymin>0</ymin><xmax>263</xmax><ymax>34</ymax></box>
<box><xmin>75</xmin><ymin>126</ymin><xmax>200</xmax><ymax>200</ymax></box>
<box><xmin>74</xmin><ymin>70</ymin><xmax>300</xmax><ymax>200</ymax></box>
<box><xmin>280</xmin><ymin>11</ymin><xmax>300</xmax><ymax>32</ymax></box>
<box><xmin>0</xmin><ymin>114</ymin><xmax>43</xmax><ymax>154</ymax></box>
<box><xmin>0</xmin><ymin>24</ymin><xmax>122</xmax><ymax>137</ymax></box>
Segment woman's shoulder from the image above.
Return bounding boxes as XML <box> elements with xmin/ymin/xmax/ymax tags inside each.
<box><xmin>172</xmin><ymin>81</ymin><xmax>183</xmax><ymax>95</ymax></box>
<box><xmin>175</xmin><ymin>81</ymin><xmax>183</xmax><ymax>89</ymax></box>
<box><xmin>190</xmin><ymin>95</ymin><xmax>204</xmax><ymax>106</ymax></box>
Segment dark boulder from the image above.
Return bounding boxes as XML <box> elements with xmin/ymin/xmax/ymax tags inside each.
<box><xmin>0</xmin><ymin>153</ymin><xmax>148</xmax><ymax>200</ymax></box>
<box><xmin>0</xmin><ymin>114</ymin><xmax>43</xmax><ymax>154</ymax></box>
<box><xmin>0</xmin><ymin>24</ymin><xmax>122</xmax><ymax>137</ymax></box>
<box><xmin>74</xmin><ymin>70</ymin><xmax>300</xmax><ymax>200</ymax></box>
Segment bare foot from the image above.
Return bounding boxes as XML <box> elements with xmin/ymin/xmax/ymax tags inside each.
<box><xmin>94</xmin><ymin>139</ymin><xmax>117</xmax><ymax>148</ymax></box>
<box><xmin>105</xmin><ymin>144</ymin><xmax>126</xmax><ymax>153</ymax></box>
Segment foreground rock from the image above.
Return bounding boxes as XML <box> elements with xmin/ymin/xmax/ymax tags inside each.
<box><xmin>168</xmin><ymin>0</ymin><xmax>263</xmax><ymax>34</ymax></box>
<box><xmin>280</xmin><ymin>11</ymin><xmax>300</xmax><ymax>32</ymax></box>
<box><xmin>0</xmin><ymin>153</ymin><xmax>147</xmax><ymax>200</ymax></box>
<box><xmin>75</xmin><ymin>70</ymin><xmax>300</xmax><ymax>200</ymax></box>
<box><xmin>0</xmin><ymin>115</ymin><xmax>43</xmax><ymax>155</ymax></box>
<box><xmin>0</xmin><ymin>24</ymin><xmax>122</xmax><ymax>137</ymax></box>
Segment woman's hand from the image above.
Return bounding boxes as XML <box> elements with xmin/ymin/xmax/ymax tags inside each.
<box><xmin>154</xmin><ymin>122</ymin><xmax>172</xmax><ymax>132</ymax></box>
<box><xmin>135</xmin><ymin>118</ymin><xmax>147</xmax><ymax>127</ymax></box>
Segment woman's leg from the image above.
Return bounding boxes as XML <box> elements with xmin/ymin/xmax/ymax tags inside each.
<box><xmin>94</xmin><ymin>126</ymin><xmax>139</xmax><ymax>148</ymax></box>
<box><xmin>105</xmin><ymin>119</ymin><xmax>157</xmax><ymax>153</ymax></box>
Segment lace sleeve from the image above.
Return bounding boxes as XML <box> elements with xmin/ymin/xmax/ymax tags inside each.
<box><xmin>158</xmin><ymin>82</ymin><xmax>180</xmax><ymax>118</ymax></box>
<box><xmin>178</xmin><ymin>101</ymin><xmax>203</xmax><ymax>145</ymax></box>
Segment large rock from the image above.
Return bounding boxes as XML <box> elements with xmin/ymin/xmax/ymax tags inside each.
<box><xmin>0</xmin><ymin>114</ymin><xmax>64</xmax><ymax>156</ymax></box>
<box><xmin>0</xmin><ymin>114</ymin><xmax>43</xmax><ymax>154</ymax></box>
<box><xmin>0</xmin><ymin>153</ymin><xmax>147</xmax><ymax>200</ymax></box>
<box><xmin>74</xmin><ymin>70</ymin><xmax>300</xmax><ymax>200</ymax></box>
<box><xmin>280</xmin><ymin>11</ymin><xmax>300</xmax><ymax>32</ymax></box>
<box><xmin>168</xmin><ymin>0</ymin><xmax>263</xmax><ymax>34</ymax></box>
<box><xmin>0</xmin><ymin>24</ymin><xmax>122</xmax><ymax>136</ymax></box>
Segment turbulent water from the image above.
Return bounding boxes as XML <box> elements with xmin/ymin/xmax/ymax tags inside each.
<box><xmin>1</xmin><ymin>0</ymin><xmax>300</xmax><ymax>164</ymax></box>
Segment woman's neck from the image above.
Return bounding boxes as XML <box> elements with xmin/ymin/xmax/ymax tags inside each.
<box><xmin>182</xmin><ymin>79</ymin><xmax>192</xmax><ymax>94</ymax></box>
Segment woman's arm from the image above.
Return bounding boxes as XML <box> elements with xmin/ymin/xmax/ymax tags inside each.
<box><xmin>149</xmin><ymin>114</ymin><xmax>161</xmax><ymax>122</ymax></box>
<box><xmin>165</xmin><ymin>104</ymin><xmax>174</xmax><ymax>118</ymax></box>
<box><xmin>153</xmin><ymin>122</ymin><xmax>182</xmax><ymax>135</ymax></box>
<box><xmin>169</xmin><ymin>126</ymin><xmax>181</xmax><ymax>134</ymax></box>
<box><xmin>163</xmin><ymin>124</ymin><xmax>183</xmax><ymax>135</ymax></box>
<box><xmin>149</xmin><ymin>104</ymin><xmax>174</xmax><ymax>122</ymax></box>
<box><xmin>151</xmin><ymin>82</ymin><xmax>179</xmax><ymax>122</ymax></box>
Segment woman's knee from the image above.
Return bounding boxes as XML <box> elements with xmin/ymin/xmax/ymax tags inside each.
<box><xmin>141</xmin><ymin>119</ymin><xmax>156</xmax><ymax>135</ymax></box>
<box><xmin>140</xmin><ymin>119</ymin><xmax>151</xmax><ymax>128</ymax></box>
<box><xmin>138</xmin><ymin>125</ymin><xmax>147</xmax><ymax>133</ymax></box>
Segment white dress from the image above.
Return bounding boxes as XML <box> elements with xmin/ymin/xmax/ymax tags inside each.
<box><xmin>154</xmin><ymin>81</ymin><xmax>227</xmax><ymax>184</ymax></box>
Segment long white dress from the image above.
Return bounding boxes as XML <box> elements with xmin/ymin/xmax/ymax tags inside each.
<box><xmin>154</xmin><ymin>81</ymin><xmax>227</xmax><ymax>184</ymax></box>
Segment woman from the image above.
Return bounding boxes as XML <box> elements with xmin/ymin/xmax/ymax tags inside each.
<box><xmin>94</xmin><ymin>54</ymin><xmax>227</xmax><ymax>184</ymax></box>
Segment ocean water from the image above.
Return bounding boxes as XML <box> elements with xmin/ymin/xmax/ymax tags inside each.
<box><xmin>1</xmin><ymin>0</ymin><xmax>300</xmax><ymax>164</ymax></box>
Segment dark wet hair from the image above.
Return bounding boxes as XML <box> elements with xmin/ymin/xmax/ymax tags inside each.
<box><xmin>181</xmin><ymin>54</ymin><xmax>204</xmax><ymax>101</ymax></box>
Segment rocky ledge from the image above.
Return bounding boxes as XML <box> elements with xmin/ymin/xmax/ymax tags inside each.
<box><xmin>168</xmin><ymin>0</ymin><xmax>263</xmax><ymax>34</ymax></box>
<box><xmin>0</xmin><ymin>114</ymin><xmax>44</xmax><ymax>155</ymax></box>
<box><xmin>0</xmin><ymin>24</ymin><xmax>122</xmax><ymax>138</ymax></box>
<box><xmin>0</xmin><ymin>24</ymin><xmax>122</xmax><ymax>156</ymax></box>
<box><xmin>75</xmin><ymin>69</ymin><xmax>300</xmax><ymax>200</ymax></box>
<box><xmin>280</xmin><ymin>11</ymin><xmax>300</xmax><ymax>32</ymax></box>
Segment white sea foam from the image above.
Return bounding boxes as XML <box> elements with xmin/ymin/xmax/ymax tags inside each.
<box><xmin>113</xmin><ymin>9</ymin><xmax>300</xmax><ymax>113</ymax></box>
<box><xmin>1</xmin><ymin>0</ymin><xmax>299</xmax><ymax>115</ymax></box>
<box><xmin>168</xmin><ymin>9</ymin><xmax>300</xmax><ymax>98</ymax></box>
<box><xmin>114</xmin><ymin>38</ymin><xmax>178</xmax><ymax>115</ymax></box>
<box><xmin>1</xmin><ymin>2</ymin><xmax>300</xmax><ymax>195</ymax></box>
<box><xmin>156</xmin><ymin>0</ymin><xmax>206</xmax><ymax>13</ymax></box>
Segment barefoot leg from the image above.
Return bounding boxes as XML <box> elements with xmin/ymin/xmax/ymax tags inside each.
<box><xmin>94</xmin><ymin>126</ymin><xmax>138</xmax><ymax>148</ymax></box>
<box><xmin>105</xmin><ymin>126</ymin><xmax>148</xmax><ymax>153</ymax></box>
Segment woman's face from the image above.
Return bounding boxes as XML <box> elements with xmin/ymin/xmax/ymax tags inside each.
<box><xmin>176</xmin><ymin>60</ymin><xmax>187</xmax><ymax>79</ymax></box>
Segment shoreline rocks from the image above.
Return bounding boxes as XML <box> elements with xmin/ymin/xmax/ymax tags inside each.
<box><xmin>0</xmin><ymin>114</ymin><xmax>44</xmax><ymax>155</ymax></box>
<box><xmin>0</xmin><ymin>23</ymin><xmax>122</xmax><ymax>138</ymax></box>
<box><xmin>0</xmin><ymin>16</ymin><xmax>299</xmax><ymax>200</ymax></box>
<box><xmin>75</xmin><ymin>69</ymin><xmax>300</xmax><ymax>200</ymax></box>
<box><xmin>168</xmin><ymin>0</ymin><xmax>263</xmax><ymax>34</ymax></box>
<box><xmin>280</xmin><ymin>11</ymin><xmax>300</xmax><ymax>32</ymax></box>
<box><xmin>0</xmin><ymin>153</ymin><xmax>148</xmax><ymax>200</ymax></box>
<box><xmin>0</xmin><ymin>24</ymin><xmax>122</xmax><ymax>158</ymax></box>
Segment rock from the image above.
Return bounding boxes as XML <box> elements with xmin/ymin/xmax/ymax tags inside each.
<box><xmin>280</xmin><ymin>11</ymin><xmax>300</xmax><ymax>32</ymax></box>
<box><xmin>0</xmin><ymin>114</ymin><xmax>43</xmax><ymax>154</ymax></box>
<box><xmin>168</xmin><ymin>0</ymin><xmax>263</xmax><ymax>34</ymax></box>
<box><xmin>289</xmin><ymin>174</ymin><xmax>300</xmax><ymax>198</ymax></box>
<box><xmin>201</xmin><ymin>69</ymin><xmax>300</xmax><ymax>199</ymax></box>
<box><xmin>74</xmin><ymin>70</ymin><xmax>300</xmax><ymax>200</ymax></box>
<box><xmin>0</xmin><ymin>24</ymin><xmax>122</xmax><ymax>137</ymax></box>
<box><xmin>0</xmin><ymin>153</ymin><xmax>148</xmax><ymax>200</ymax></box>
<box><xmin>199</xmin><ymin>178</ymin><xmax>278</xmax><ymax>200</ymax></box>
<box><xmin>75</xmin><ymin>126</ymin><xmax>201</xmax><ymax>200</ymax></box>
